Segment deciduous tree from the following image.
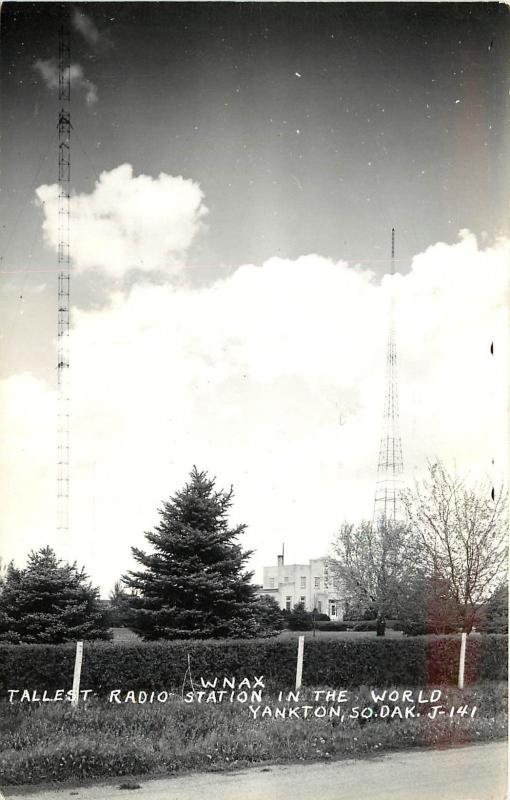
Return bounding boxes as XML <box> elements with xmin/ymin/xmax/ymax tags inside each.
<box><xmin>404</xmin><ymin>462</ymin><xmax>508</xmax><ymax>632</ymax></box>
<box><xmin>329</xmin><ymin>518</ymin><xmax>419</xmax><ymax>636</ymax></box>
<box><xmin>399</xmin><ymin>573</ymin><xmax>462</xmax><ymax>635</ymax></box>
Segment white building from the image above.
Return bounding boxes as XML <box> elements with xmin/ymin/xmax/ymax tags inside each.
<box><xmin>259</xmin><ymin>550</ymin><xmax>345</xmax><ymax>620</ymax></box>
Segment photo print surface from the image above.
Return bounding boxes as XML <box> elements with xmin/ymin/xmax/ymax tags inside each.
<box><xmin>0</xmin><ymin>3</ymin><xmax>508</xmax><ymax>798</ymax></box>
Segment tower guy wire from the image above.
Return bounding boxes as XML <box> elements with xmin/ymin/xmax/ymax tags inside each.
<box><xmin>373</xmin><ymin>228</ymin><xmax>404</xmax><ymax>527</ymax></box>
<box><xmin>57</xmin><ymin>20</ymin><xmax>71</xmax><ymax>535</ymax></box>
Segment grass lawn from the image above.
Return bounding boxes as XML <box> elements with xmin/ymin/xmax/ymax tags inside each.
<box><xmin>277</xmin><ymin>629</ymin><xmax>404</xmax><ymax>641</ymax></box>
<box><xmin>111</xmin><ymin>627</ymin><xmax>142</xmax><ymax>643</ymax></box>
<box><xmin>0</xmin><ymin>682</ymin><xmax>506</xmax><ymax>787</ymax></box>
<box><xmin>111</xmin><ymin>628</ymin><xmax>405</xmax><ymax>643</ymax></box>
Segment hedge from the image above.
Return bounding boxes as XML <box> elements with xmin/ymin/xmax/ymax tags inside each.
<box><xmin>314</xmin><ymin>619</ymin><xmax>403</xmax><ymax>632</ymax></box>
<box><xmin>0</xmin><ymin>635</ymin><xmax>506</xmax><ymax>695</ymax></box>
<box><xmin>316</xmin><ymin>621</ymin><xmax>354</xmax><ymax>632</ymax></box>
<box><xmin>352</xmin><ymin>619</ymin><xmax>402</xmax><ymax>632</ymax></box>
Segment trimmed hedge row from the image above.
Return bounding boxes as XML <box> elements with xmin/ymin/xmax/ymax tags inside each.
<box><xmin>316</xmin><ymin>621</ymin><xmax>354</xmax><ymax>632</ymax></box>
<box><xmin>351</xmin><ymin>619</ymin><xmax>403</xmax><ymax>632</ymax></box>
<box><xmin>0</xmin><ymin>635</ymin><xmax>506</xmax><ymax>694</ymax></box>
<box><xmin>315</xmin><ymin>619</ymin><xmax>403</xmax><ymax>632</ymax></box>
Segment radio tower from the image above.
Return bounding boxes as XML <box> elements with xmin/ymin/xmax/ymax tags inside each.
<box><xmin>373</xmin><ymin>228</ymin><xmax>404</xmax><ymax>526</ymax></box>
<box><xmin>57</xmin><ymin>20</ymin><xmax>71</xmax><ymax>535</ymax></box>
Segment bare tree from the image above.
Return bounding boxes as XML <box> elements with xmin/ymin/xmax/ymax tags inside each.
<box><xmin>403</xmin><ymin>461</ymin><xmax>508</xmax><ymax>632</ymax></box>
<box><xmin>329</xmin><ymin>519</ymin><xmax>419</xmax><ymax>636</ymax></box>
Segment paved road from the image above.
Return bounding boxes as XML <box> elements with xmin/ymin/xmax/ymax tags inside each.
<box><xmin>4</xmin><ymin>742</ymin><xmax>507</xmax><ymax>800</ymax></box>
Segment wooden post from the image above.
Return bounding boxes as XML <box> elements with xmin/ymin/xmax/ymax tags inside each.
<box><xmin>458</xmin><ymin>632</ymin><xmax>467</xmax><ymax>689</ymax></box>
<box><xmin>295</xmin><ymin>635</ymin><xmax>304</xmax><ymax>690</ymax></box>
<box><xmin>71</xmin><ymin>641</ymin><xmax>83</xmax><ymax>707</ymax></box>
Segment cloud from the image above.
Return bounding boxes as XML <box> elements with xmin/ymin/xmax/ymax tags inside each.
<box><xmin>0</xmin><ymin>373</ymin><xmax>57</xmax><ymax>564</ymax></box>
<box><xmin>71</xmin><ymin>8</ymin><xmax>113</xmax><ymax>51</ymax></box>
<box><xmin>0</xmin><ymin>231</ymin><xmax>507</xmax><ymax>592</ymax></box>
<box><xmin>33</xmin><ymin>59</ymin><xmax>98</xmax><ymax>106</ymax></box>
<box><xmin>35</xmin><ymin>165</ymin><xmax>208</xmax><ymax>277</ymax></box>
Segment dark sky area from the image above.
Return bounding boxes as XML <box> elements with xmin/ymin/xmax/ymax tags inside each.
<box><xmin>0</xmin><ymin>2</ymin><xmax>508</xmax><ymax>378</ymax></box>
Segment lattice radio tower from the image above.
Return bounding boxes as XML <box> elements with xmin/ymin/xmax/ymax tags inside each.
<box><xmin>373</xmin><ymin>228</ymin><xmax>404</xmax><ymax>526</ymax></box>
<box><xmin>57</xmin><ymin>20</ymin><xmax>71</xmax><ymax>534</ymax></box>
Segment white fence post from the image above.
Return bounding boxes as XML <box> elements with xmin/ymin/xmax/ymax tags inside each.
<box><xmin>295</xmin><ymin>635</ymin><xmax>304</xmax><ymax>690</ymax></box>
<box><xmin>458</xmin><ymin>632</ymin><xmax>467</xmax><ymax>689</ymax></box>
<box><xmin>71</xmin><ymin>641</ymin><xmax>84</xmax><ymax>707</ymax></box>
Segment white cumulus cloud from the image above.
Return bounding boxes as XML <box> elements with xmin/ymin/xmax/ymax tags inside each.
<box><xmin>0</xmin><ymin>232</ymin><xmax>507</xmax><ymax>593</ymax></box>
<box><xmin>35</xmin><ymin>164</ymin><xmax>208</xmax><ymax>276</ymax></box>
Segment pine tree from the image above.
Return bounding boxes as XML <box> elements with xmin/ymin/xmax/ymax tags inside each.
<box><xmin>287</xmin><ymin>602</ymin><xmax>313</xmax><ymax>631</ymax></box>
<box><xmin>123</xmin><ymin>467</ymin><xmax>276</xmax><ymax>640</ymax></box>
<box><xmin>255</xmin><ymin>594</ymin><xmax>285</xmax><ymax>635</ymax></box>
<box><xmin>0</xmin><ymin>557</ymin><xmax>8</xmax><ymax>590</ymax></box>
<box><xmin>482</xmin><ymin>582</ymin><xmax>508</xmax><ymax>633</ymax></box>
<box><xmin>0</xmin><ymin>546</ymin><xmax>111</xmax><ymax>644</ymax></box>
<box><xmin>108</xmin><ymin>580</ymin><xmax>133</xmax><ymax>627</ymax></box>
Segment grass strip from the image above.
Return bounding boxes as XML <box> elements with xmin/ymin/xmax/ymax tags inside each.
<box><xmin>0</xmin><ymin>682</ymin><xmax>506</xmax><ymax>786</ymax></box>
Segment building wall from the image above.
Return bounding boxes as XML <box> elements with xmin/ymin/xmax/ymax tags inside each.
<box><xmin>260</xmin><ymin>556</ymin><xmax>344</xmax><ymax>620</ymax></box>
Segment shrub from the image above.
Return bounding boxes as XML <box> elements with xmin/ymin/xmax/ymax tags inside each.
<box><xmin>353</xmin><ymin>621</ymin><xmax>377</xmax><ymax>632</ymax></box>
<box><xmin>479</xmin><ymin>583</ymin><xmax>508</xmax><ymax>634</ymax></box>
<box><xmin>350</xmin><ymin>619</ymin><xmax>402</xmax><ymax>632</ymax></box>
<box><xmin>316</xmin><ymin>621</ymin><xmax>353</xmax><ymax>632</ymax></box>
<box><xmin>287</xmin><ymin>603</ymin><xmax>313</xmax><ymax>631</ymax></box>
<box><xmin>352</xmin><ymin>620</ymin><xmax>398</xmax><ymax>631</ymax></box>
<box><xmin>253</xmin><ymin>595</ymin><xmax>285</xmax><ymax>636</ymax></box>
<box><xmin>485</xmin><ymin>620</ymin><xmax>508</xmax><ymax>634</ymax></box>
<box><xmin>0</xmin><ymin>635</ymin><xmax>506</xmax><ymax>695</ymax></box>
<box><xmin>402</xmin><ymin>620</ymin><xmax>460</xmax><ymax>636</ymax></box>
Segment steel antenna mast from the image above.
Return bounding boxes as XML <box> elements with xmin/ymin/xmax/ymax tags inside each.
<box><xmin>373</xmin><ymin>228</ymin><xmax>404</xmax><ymax>527</ymax></box>
<box><xmin>57</xmin><ymin>19</ymin><xmax>71</xmax><ymax>535</ymax></box>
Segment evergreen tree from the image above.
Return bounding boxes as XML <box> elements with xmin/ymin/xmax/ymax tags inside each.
<box><xmin>481</xmin><ymin>582</ymin><xmax>508</xmax><ymax>633</ymax></box>
<box><xmin>254</xmin><ymin>595</ymin><xmax>285</xmax><ymax>635</ymax></box>
<box><xmin>108</xmin><ymin>580</ymin><xmax>133</xmax><ymax>627</ymax></box>
<box><xmin>123</xmin><ymin>467</ymin><xmax>275</xmax><ymax>640</ymax></box>
<box><xmin>0</xmin><ymin>546</ymin><xmax>111</xmax><ymax>644</ymax></box>
<box><xmin>0</xmin><ymin>557</ymin><xmax>8</xmax><ymax>590</ymax></box>
<box><xmin>287</xmin><ymin>602</ymin><xmax>313</xmax><ymax>631</ymax></box>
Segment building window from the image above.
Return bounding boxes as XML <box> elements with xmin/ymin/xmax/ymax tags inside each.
<box><xmin>300</xmin><ymin>576</ymin><xmax>306</xmax><ymax>589</ymax></box>
<box><xmin>300</xmin><ymin>596</ymin><xmax>306</xmax><ymax>606</ymax></box>
<box><xmin>329</xmin><ymin>601</ymin><xmax>337</xmax><ymax>618</ymax></box>
<box><xmin>314</xmin><ymin>577</ymin><xmax>320</xmax><ymax>589</ymax></box>
<box><xmin>285</xmin><ymin>596</ymin><xmax>292</xmax><ymax>611</ymax></box>
<box><xmin>269</xmin><ymin>578</ymin><xmax>275</xmax><ymax>588</ymax></box>
<box><xmin>317</xmin><ymin>601</ymin><xmax>322</xmax><ymax>613</ymax></box>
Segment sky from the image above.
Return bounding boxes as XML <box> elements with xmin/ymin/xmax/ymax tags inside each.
<box><xmin>0</xmin><ymin>2</ymin><xmax>508</xmax><ymax>594</ymax></box>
